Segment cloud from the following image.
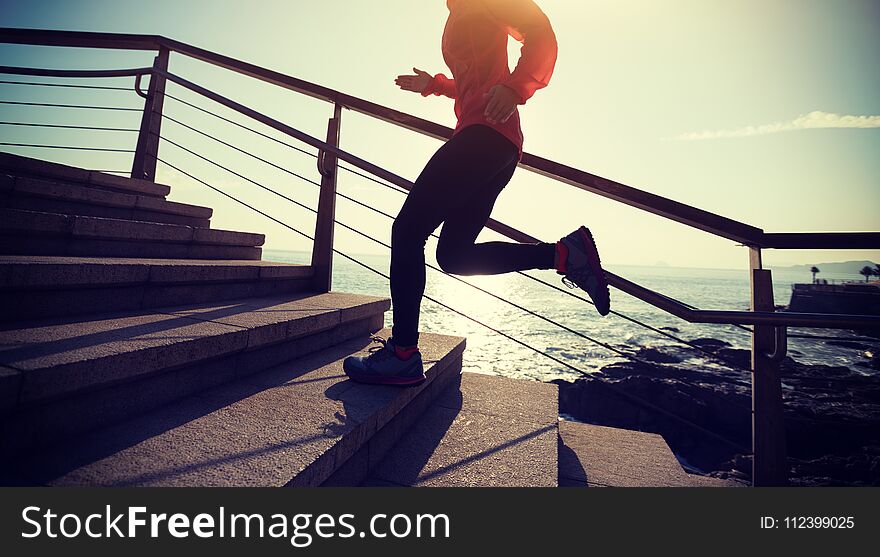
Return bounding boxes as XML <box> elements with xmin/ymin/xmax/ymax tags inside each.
<box><xmin>673</xmin><ymin>111</ymin><xmax>880</xmax><ymax>140</ymax></box>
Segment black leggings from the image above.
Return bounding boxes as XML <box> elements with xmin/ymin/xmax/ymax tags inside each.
<box><xmin>390</xmin><ymin>124</ymin><xmax>556</xmax><ymax>347</ymax></box>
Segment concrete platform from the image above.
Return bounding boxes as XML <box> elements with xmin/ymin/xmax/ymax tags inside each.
<box><xmin>0</xmin><ymin>256</ymin><xmax>315</xmax><ymax>321</ymax></box>
<box><xmin>0</xmin><ymin>152</ymin><xmax>170</xmax><ymax>198</ymax></box>
<box><xmin>364</xmin><ymin>373</ymin><xmax>558</xmax><ymax>487</ymax></box>
<box><xmin>1</xmin><ymin>331</ymin><xmax>465</xmax><ymax>487</ymax></box>
<box><xmin>557</xmin><ymin>420</ymin><xmax>741</xmax><ymax>487</ymax></box>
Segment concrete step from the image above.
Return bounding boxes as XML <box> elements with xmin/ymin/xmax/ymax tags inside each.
<box><xmin>361</xmin><ymin>373</ymin><xmax>559</xmax><ymax>487</ymax></box>
<box><xmin>0</xmin><ymin>208</ymin><xmax>263</xmax><ymax>260</ymax></box>
<box><xmin>557</xmin><ymin>420</ymin><xmax>742</xmax><ymax>487</ymax></box>
<box><xmin>0</xmin><ymin>256</ymin><xmax>315</xmax><ymax>322</ymax></box>
<box><xmin>0</xmin><ymin>330</ymin><xmax>465</xmax><ymax>487</ymax></box>
<box><xmin>0</xmin><ymin>173</ymin><xmax>212</xmax><ymax>227</ymax></box>
<box><xmin>0</xmin><ymin>292</ymin><xmax>390</xmax><ymax>455</ymax></box>
<box><xmin>0</xmin><ymin>152</ymin><xmax>170</xmax><ymax>198</ymax></box>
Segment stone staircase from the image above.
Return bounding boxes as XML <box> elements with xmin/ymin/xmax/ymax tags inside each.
<box><xmin>0</xmin><ymin>153</ymin><xmax>735</xmax><ymax>487</ymax></box>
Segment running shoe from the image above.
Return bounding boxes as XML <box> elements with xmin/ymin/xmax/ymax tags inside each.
<box><xmin>343</xmin><ymin>336</ymin><xmax>426</xmax><ymax>386</ymax></box>
<box><xmin>557</xmin><ymin>226</ymin><xmax>611</xmax><ymax>316</ymax></box>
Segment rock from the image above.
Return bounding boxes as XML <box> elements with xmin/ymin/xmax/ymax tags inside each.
<box><xmin>716</xmin><ymin>347</ymin><xmax>751</xmax><ymax>370</ymax></box>
<box><xmin>553</xmin><ymin>339</ymin><xmax>880</xmax><ymax>486</ymax></box>
<box><xmin>862</xmin><ymin>349</ymin><xmax>880</xmax><ymax>370</ymax></box>
<box><xmin>638</xmin><ymin>347</ymin><xmax>683</xmax><ymax>364</ymax></box>
<box><xmin>689</xmin><ymin>338</ymin><xmax>732</xmax><ymax>350</ymax></box>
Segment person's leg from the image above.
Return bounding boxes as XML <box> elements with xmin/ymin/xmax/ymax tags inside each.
<box><xmin>432</xmin><ymin>133</ymin><xmax>611</xmax><ymax>317</ymax></box>
<box><xmin>438</xmin><ymin>176</ymin><xmax>612</xmax><ymax>316</ymax></box>
<box><xmin>390</xmin><ymin>125</ymin><xmax>522</xmax><ymax>347</ymax></box>
<box><xmin>435</xmin><ymin>160</ymin><xmax>556</xmax><ymax>276</ymax></box>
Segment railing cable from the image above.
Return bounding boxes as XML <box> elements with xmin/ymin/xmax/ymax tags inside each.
<box><xmin>0</xmin><ymin>79</ymin><xmax>131</xmax><ymax>91</ymax></box>
<box><xmin>0</xmin><ymin>142</ymin><xmax>134</xmax><ymax>153</ymax></box>
<box><xmin>0</xmin><ymin>121</ymin><xmax>138</xmax><ymax>133</ymax></box>
<box><xmin>0</xmin><ymin>99</ymin><xmax>141</xmax><ymax>111</ymax></box>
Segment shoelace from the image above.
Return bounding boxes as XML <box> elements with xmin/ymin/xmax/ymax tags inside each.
<box><xmin>561</xmin><ymin>266</ymin><xmax>595</xmax><ymax>290</ymax></box>
<box><xmin>366</xmin><ymin>335</ymin><xmax>394</xmax><ymax>360</ymax></box>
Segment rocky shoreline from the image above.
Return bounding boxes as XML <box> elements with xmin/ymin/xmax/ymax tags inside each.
<box><xmin>551</xmin><ymin>337</ymin><xmax>880</xmax><ymax>486</ymax></box>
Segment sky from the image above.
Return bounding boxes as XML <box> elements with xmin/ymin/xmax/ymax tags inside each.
<box><xmin>0</xmin><ymin>0</ymin><xmax>878</xmax><ymax>270</ymax></box>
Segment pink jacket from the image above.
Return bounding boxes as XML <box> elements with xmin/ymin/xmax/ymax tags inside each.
<box><xmin>421</xmin><ymin>0</ymin><xmax>558</xmax><ymax>158</ymax></box>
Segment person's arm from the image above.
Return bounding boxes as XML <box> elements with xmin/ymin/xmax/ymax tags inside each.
<box><xmin>396</xmin><ymin>68</ymin><xmax>457</xmax><ymax>99</ymax></box>
<box><xmin>421</xmin><ymin>73</ymin><xmax>458</xmax><ymax>99</ymax></box>
<box><xmin>482</xmin><ymin>0</ymin><xmax>557</xmax><ymax>104</ymax></box>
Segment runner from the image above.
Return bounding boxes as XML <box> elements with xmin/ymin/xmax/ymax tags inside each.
<box><xmin>344</xmin><ymin>0</ymin><xmax>610</xmax><ymax>385</ymax></box>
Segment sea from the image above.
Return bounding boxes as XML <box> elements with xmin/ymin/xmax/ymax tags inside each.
<box><xmin>264</xmin><ymin>249</ymin><xmax>876</xmax><ymax>383</ymax></box>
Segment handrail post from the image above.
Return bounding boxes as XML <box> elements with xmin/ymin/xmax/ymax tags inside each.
<box><xmin>749</xmin><ymin>247</ymin><xmax>788</xmax><ymax>486</ymax></box>
<box><xmin>131</xmin><ymin>46</ymin><xmax>169</xmax><ymax>181</ymax></box>
<box><xmin>310</xmin><ymin>103</ymin><xmax>342</xmax><ymax>292</ymax></box>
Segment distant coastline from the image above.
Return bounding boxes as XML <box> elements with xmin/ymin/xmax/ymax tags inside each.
<box><xmin>774</xmin><ymin>260</ymin><xmax>878</xmax><ymax>275</ymax></box>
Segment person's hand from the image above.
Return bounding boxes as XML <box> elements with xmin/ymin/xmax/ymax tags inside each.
<box><xmin>395</xmin><ymin>67</ymin><xmax>432</xmax><ymax>93</ymax></box>
<box><xmin>483</xmin><ymin>84</ymin><xmax>520</xmax><ymax>124</ymax></box>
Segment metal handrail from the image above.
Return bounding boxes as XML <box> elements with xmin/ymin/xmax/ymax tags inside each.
<box><xmin>2</xmin><ymin>27</ymin><xmax>878</xmax><ymax>250</ymax></box>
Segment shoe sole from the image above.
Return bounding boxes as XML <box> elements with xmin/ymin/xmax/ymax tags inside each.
<box><xmin>578</xmin><ymin>226</ymin><xmax>611</xmax><ymax>316</ymax></box>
